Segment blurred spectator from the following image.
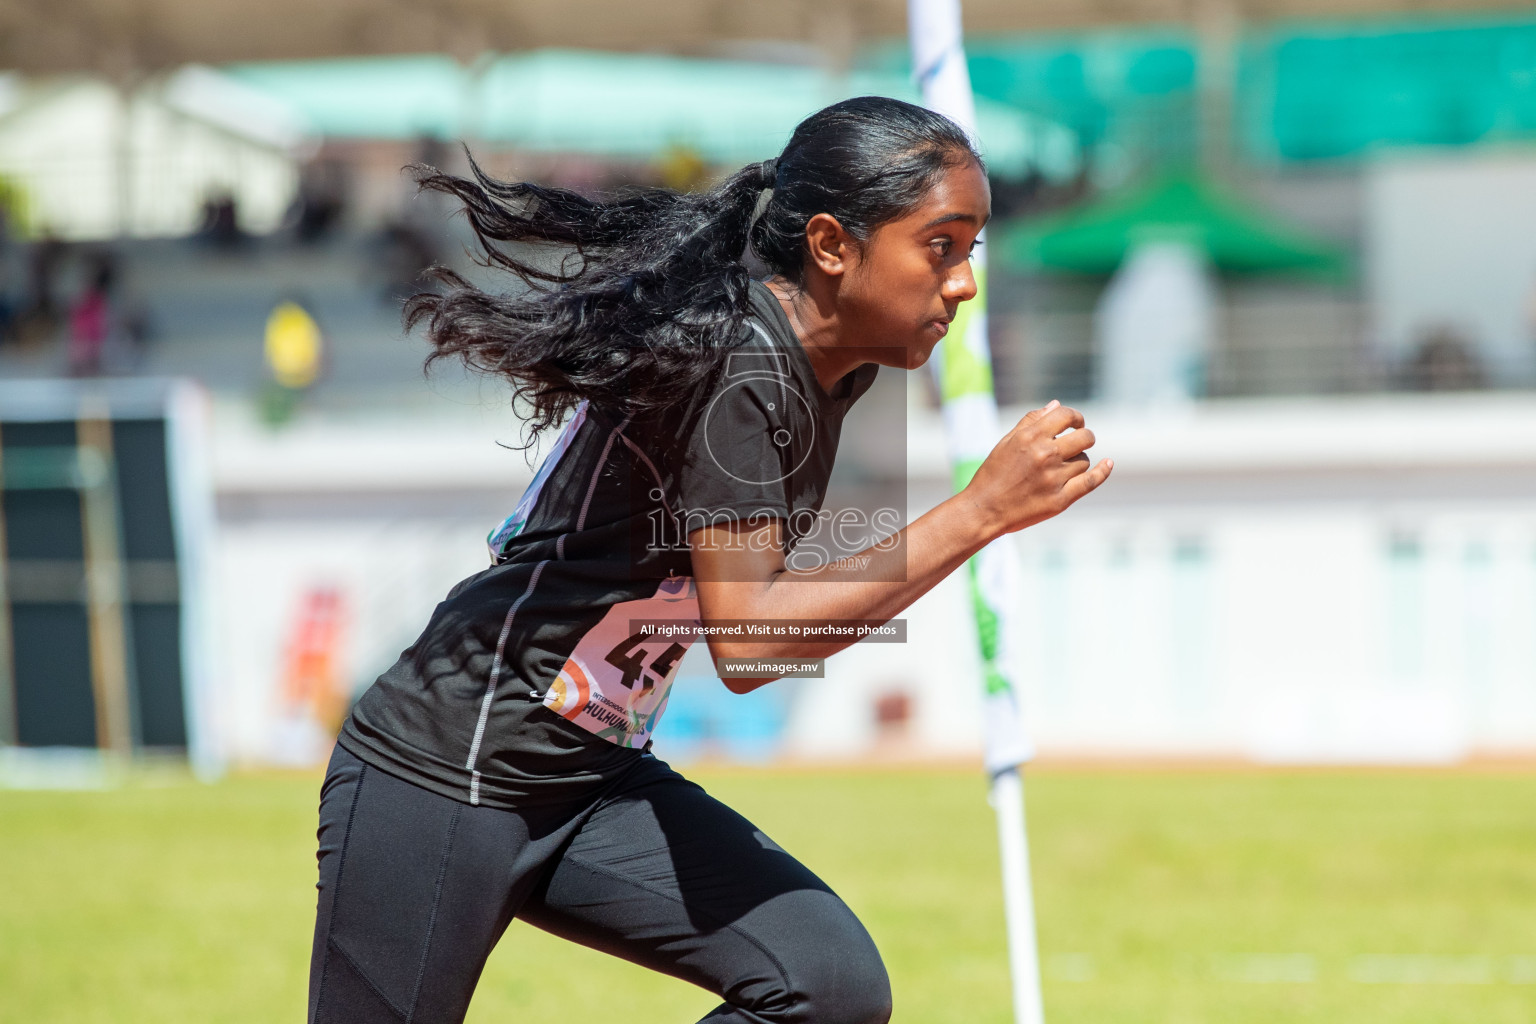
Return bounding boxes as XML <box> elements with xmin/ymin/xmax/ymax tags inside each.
<box><xmin>656</xmin><ymin>145</ymin><xmax>709</xmax><ymax>192</ymax></box>
<box><xmin>67</xmin><ymin>251</ymin><xmax>117</xmax><ymax>376</ymax></box>
<box><xmin>371</xmin><ymin>138</ymin><xmax>452</xmax><ymax>302</ymax></box>
<box><xmin>290</xmin><ymin>158</ymin><xmax>349</xmax><ymax>244</ymax></box>
<box><xmin>414</xmin><ymin>136</ymin><xmax>448</xmax><ymax>177</ymax></box>
<box><xmin>1401</xmin><ymin>325</ymin><xmax>1486</xmax><ymax>391</ymax></box>
<box><xmin>262</xmin><ymin>297</ymin><xmax>324</xmax><ymax>424</ymax></box>
<box><xmin>377</xmin><ymin>219</ymin><xmax>439</xmax><ymax>303</ymax></box>
<box><xmin>106</xmin><ymin>283</ymin><xmax>152</xmax><ymax>373</ymax></box>
<box><xmin>987</xmin><ymin>169</ymin><xmax>1046</xmax><ymax>219</ymax></box>
<box><xmin>15</xmin><ymin>233</ymin><xmax>64</xmax><ymax>345</ymax></box>
<box><xmin>198</xmin><ymin>190</ymin><xmax>245</xmax><ymax>248</ymax></box>
<box><xmin>0</xmin><ymin>206</ymin><xmax>16</xmax><ymax>344</ymax></box>
<box><xmin>991</xmin><ymin>165</ymin><xmax>1092</xmax><ymax>220</ymax></box>
<box><xmin>1096</xmin><ymin>241</ymin><xmax>1216</xmax><ymax>405</ymax></box>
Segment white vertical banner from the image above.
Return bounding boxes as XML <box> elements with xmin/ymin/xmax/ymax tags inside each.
<box><xmin>909</xmin><ymin>3</ymin><xmax>1047</xmax><ymax>1023</ymax></box>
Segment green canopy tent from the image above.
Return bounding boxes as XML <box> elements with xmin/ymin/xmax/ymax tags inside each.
<box><xmin>995</xmin><ymin>173</ymin><xmax>1347</xmax><ymax>275</ymax></box>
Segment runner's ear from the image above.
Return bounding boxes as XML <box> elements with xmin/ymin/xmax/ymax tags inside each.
<box><xmin>804</xmin><ymin>213</ymin><xmax>852</xmax><ymax>276</ymax></box>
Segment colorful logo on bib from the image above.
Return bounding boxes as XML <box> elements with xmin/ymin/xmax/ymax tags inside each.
<box><xmin>543</xmin><ymin>659</ymin><xmax>592</xmax><ymax>720</ymax></box>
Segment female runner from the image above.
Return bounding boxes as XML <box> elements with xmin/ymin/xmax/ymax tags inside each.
<box><xmin>308</xmin><ymin>95</ymin><xmax>1111</xmax><ymax>1024</ymax></box>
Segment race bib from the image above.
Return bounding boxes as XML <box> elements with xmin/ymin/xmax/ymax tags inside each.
<box><xmin>541</xmin><ymin>575</ymin><xmax>701</xmax><ymax>748</ymax></box>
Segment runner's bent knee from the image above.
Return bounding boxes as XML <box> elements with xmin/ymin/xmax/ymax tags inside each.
<box><xmin>737</xmin><ymin>892</ymin><xmax>892</xmax><ymax>1024</ymax></box>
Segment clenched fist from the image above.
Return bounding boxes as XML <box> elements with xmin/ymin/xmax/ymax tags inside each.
<box><xmin>964</xmin><ymin>400</ymin><xmax>1113</xmax><ymax>536</ymax></box>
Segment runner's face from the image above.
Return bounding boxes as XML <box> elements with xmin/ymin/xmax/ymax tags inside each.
<box><xmin>840</xmin><ymin>157</ymin><xmax>990</xmax><ymax>369</ymax></box>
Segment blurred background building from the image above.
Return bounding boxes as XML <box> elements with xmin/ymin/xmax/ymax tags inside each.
<box><xmin>3</xmin><ymin>0</ymin><xmax>1536</xmax><ymax>776</ymax></box>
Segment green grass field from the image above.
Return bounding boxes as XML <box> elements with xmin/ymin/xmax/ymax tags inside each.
<box><xmin>2</xmin><ymin>762</ymin><xmax>1534</xmax><ymax>1023</ymax></box>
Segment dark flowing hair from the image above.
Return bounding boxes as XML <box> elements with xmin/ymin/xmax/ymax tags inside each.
<box><xmin>404</xmin><ymin>95</ymin><xmax>981</xmax><ymax>445</ymax></box>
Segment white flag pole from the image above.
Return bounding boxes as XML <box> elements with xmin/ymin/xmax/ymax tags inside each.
<box><xmin>908</xmin><ymin>2</ymin><xmax>1046</xmax><ymax>1022</ymax></box>
<box><xmin>990</xmin><ymin>767</ymin><xmax>1046</xmax><ymax>1024</ymax></box>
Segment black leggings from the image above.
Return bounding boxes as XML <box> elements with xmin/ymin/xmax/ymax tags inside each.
<box><xmin>308</xmin><ymin>743</ymin><xmax>892</xmax><ymax>1024</ymax></box>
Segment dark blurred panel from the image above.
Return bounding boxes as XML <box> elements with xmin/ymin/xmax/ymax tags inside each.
<box><xmin>3</xmin><ymin>421</ymin><xmax>84</xmax><ymax>562</ymax></box>
<box><xmin>12</xmin><ymin>603</ymin><xmax>95</xmax><ymax>747</ymax></box>
<box><xmin>112</xmin><ymin>419</ymin><xmax>178</xmax><ymax>561</ymax></box>
<box><xmin>115</xmin><ymin>417</ymin><xmax>186</xmax><ymax>748</ymax></box>
<box><xmin>1</xmin><ymin>422</ymin><xmax>76</xmax><ymax>448</ymax></box>
<box><xmin>129</xmin><ymin>603</ymin><xmax>186</xmax><ymax>749</ymax></box>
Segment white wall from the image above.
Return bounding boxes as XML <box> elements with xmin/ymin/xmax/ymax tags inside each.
<box><xmin>204</xmin><ymin>389</ymin><xmax>1536</xmax><ymax>767</ymax></box>
<box><xmin>208</xmin><ymin>397</ymin><xmax>533</xmax><ymax>765</ymax></box>
<box><xmin>1010</xmin><ymin>394</ymin><xmax>1536</xmax><ymax>762</ymax></box>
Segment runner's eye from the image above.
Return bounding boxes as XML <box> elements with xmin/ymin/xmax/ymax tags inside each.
<box><xmin>930</xmin><ymin>238</ymin><xmax>952</xmax><ymax>257</ymax></box>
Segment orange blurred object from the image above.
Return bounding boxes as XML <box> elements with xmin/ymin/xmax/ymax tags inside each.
<box><xmin>279</xmin><ymin>586</ymin><xmax>350</xmax><ymax>736</ymax></box>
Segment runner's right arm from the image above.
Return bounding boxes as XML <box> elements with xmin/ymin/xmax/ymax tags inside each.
<box><xmin>690</xmin><ymin>401</ymin><xmax>1113</xmax><ymax>691</ymax></box>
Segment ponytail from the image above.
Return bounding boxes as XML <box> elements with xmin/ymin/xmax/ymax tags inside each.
<box><xmin>405</xmin><ymin>97</ymin><xmax>978</xmax><ymax>446</ymax></box>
